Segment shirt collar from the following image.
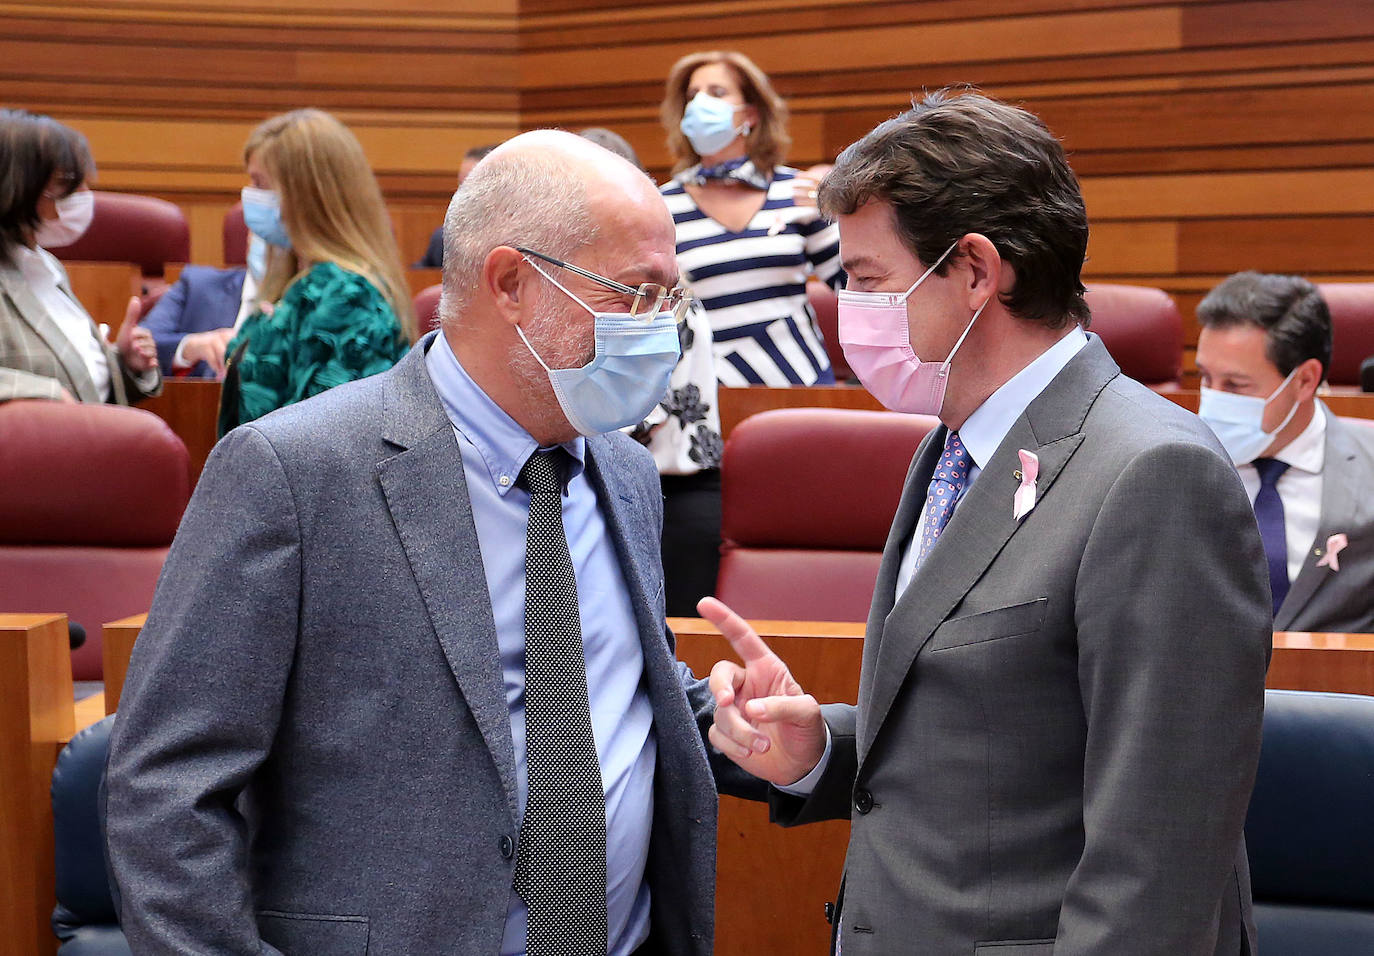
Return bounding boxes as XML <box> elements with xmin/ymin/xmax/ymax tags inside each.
<box><xmin>958</xmin><ymin>326</ymin><xmax>1089</xmax><ymax>470</ymax></box>
<box><xmin>424</xmin><ymin>330</ymin><xmax>585</xmax><ymax>496</ymax></box>
<box><xmin>1270</xmin><ymin>400</ymin><xmax>1326</xmax><ymax>474</ymax></box>
<box><xmin>12</xmin><ymin>244</ymin><xmax>61</xmax><ymax>287</ymax></box>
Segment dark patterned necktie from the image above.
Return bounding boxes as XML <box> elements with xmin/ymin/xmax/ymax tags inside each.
<box><xmin>1253</xmin><ymin>457</ymin><xmax>1291</xmax><ymax>616</ymax></box>
<box><xmin>514</xmin><ymin>450</ymin><xmax>608</xmax><ymax>956</ymax></box>
<box><xmin>915</xmin><ymin>430</ymin><xmax>972</xmax><ymax>569</ymax></box>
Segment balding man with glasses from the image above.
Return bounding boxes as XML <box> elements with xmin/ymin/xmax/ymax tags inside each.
<box><xmin>105</xmin><ymin>129</ymin><xmax>760</xmax><ymax>956</ymax></box>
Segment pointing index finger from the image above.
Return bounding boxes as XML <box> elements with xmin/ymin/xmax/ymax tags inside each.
<box><xmin>697</xmin><ymin>596</ymin><xmax>774</xmax><ymax>664</ymax></box>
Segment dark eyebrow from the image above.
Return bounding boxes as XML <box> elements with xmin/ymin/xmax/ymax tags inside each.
<box><xmin>840</xmin><ymin>253</ymin><xmax>883</xmax><ymax>274</ymax></box>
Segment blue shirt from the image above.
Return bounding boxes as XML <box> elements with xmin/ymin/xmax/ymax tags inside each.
<box><xmin>425</xmin><ymin>333</ymin><xmax>656</xmax><ymax>956</ymax></box>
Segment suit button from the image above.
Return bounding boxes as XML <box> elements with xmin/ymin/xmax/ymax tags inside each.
<box><xmin>854</xmin><ymin>788</ymin><xmax>874</xmax><ymax>814</ymax></box>
<box><xmin>499</xmin><ymin>834</ymin><xmax>515</xmax><ymax>859</ymax></box>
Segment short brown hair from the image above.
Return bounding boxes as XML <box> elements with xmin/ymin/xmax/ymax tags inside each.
<box><xmin>660</xmin><ymin>51</ymin><xmax>790</xmax><ymax>174</ymax></box>
<box><xmin>819</xmin><ymin>88</ymin><xmax>1090</xmax><ymax>329</ymax></box>
<box><xmin>1197</xmin><ymin>272</ymin><xmax>1332</xmax><ymax>380</ymax></box>
<box><xmin>0</xmin><ymin>109</ymin><xmax>94</xmax><ymax>259</ymax></box>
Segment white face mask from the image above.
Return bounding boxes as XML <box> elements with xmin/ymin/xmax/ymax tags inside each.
<box><xmin>1197</xmin><ymin>368</ymin><xmax>1300</xmax><ymax>465</ymax></box>
<box><xmin>35</xmin><ymin>189</ymin><xmax>95</xmax><ymax>248</ymax></box>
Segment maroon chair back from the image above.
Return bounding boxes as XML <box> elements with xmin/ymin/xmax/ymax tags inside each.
<box><xmin>807</xmin><ymin>280</ymin><xmax>851</xmax><ymax>382</ymax></box>
<box><xmin>717</xmin><ymin>407</ymin><xmax>938</xmax><ymax>621</ymax></box>
<box><xmin>223</xmin><ymin>202</ymin><xmax>248</xmax><ymax>266</ymax></box>
<box><xmin>1083</xmin><ymin>283</ymin><xmax>1183</xmax><ymax>389</ymax></box>
<box><xmin>47</xmin><ymin>191</ymin><xmax>189</xmax><ymax>284</ymax></box>
<box><xmin>414</xmin><ymin>284</ymin><xmax>443</xmax><ymax>335</ymax></box>
<box><xmin>1317</xmin><ymin>283</ymin><xmax>1374</xmax><ymax>387</ymax></box>
<box><xmin>0</xmin><ymin>401</ymin><xmax>190</xmax><ymax>680</ymax></box>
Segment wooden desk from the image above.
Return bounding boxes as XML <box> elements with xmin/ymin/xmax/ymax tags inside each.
<box><xmin>1269</xmin><ymin>631</ymin><xmax>1374</xmax><ymax>695</ymax></box>
<box><xmin>137</xmin><ymin>379</ymin><xmax>221</xmax><ymax>486</ymax></box>
<box><xmin>0</xmin><ymin>613</ymin><xmax>72</xmax><ymax>956</ymax></box>
<box><xmin>63</xmin><ymin>262</ymin><xmax>141</xmax><ymax>331</ymax></box>
<box><xmin>101</xmin><ymin>614</ymin><xmax>146</xmax><ymax>715</ymax></box>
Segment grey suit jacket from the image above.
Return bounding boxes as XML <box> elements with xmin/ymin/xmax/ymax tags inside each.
<box><xmin>0</xmin><ymin>250</ymin><xmax>160</xmax><ymax>404</ymax></box>
<box><xmin>1275</xmin><ymin>406</ymin><xmax>1374</xmax><ymax>633</ymax></box>
<box><xmin>104</xmin><ymin>336</ymin><xmax>742</xmax><ymax>955</ymax></box>
<box><xmin>774</xmin><ymin>338</ymin><xmax>1272</xmax><ymax>956</ymax></box>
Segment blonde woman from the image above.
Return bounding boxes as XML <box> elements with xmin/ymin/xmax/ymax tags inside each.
<box><xmin>220</xmin><ymin>109</ymin><xmax>414</xmax><ymax>435</ymax></box>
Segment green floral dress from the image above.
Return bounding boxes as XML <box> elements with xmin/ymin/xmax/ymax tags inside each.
<box><xmin>220</xmin><ymin>261</ymin><xmax>406</xmax><ymax>435</ymax></box>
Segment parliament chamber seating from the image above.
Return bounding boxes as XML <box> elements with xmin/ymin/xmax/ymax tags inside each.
<box><xmin>223</xmin><ymin>202</ymin><xmax>248</xmax><ymax>266</ymax></box>
<box><xmin>716</xmin><ymin>406</ymin><xmax>938</xmax><ymax>621</ymax></box>
<box><xmin>807</xmin><ymin>280</ymin><xmax>851</xmax><ymax>382</ymax></box>
<box><xmin>1317</xmin><ymin>283</ymin><xmax>1374</xmax><ymax>388</ymax></box>
<box><xmin>413</xmin><ymin>283</ymin><xmax>443</xmax><ymax>334</ymax></box>
<box><xmin>1082</xmin><ymin>283</ymin><xmax>1184</xmax><ymax>390</ymax></box>
<box><xmin>1246</xmin><ymin>689</ymin><xmax>1374</xmax><ymax>954</ymax></box>
<box><xmin>47</xmin><ymin>191</ymin><xmax>189</xmax><ymax>296</ymax></box>
<box><xmin>0</xmin><ymin>401</ymin><xmax>190</xmax><ymax>681</ymax></box>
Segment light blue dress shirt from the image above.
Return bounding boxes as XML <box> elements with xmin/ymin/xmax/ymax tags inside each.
<box><xmin>425</xmin><ymin>333</ymin><xmax>656</xmax><ymax>956</ymax></box>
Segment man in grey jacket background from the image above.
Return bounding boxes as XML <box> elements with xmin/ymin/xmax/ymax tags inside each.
<box><xmin>706</xmin><ymin>90</ymin><xmax>1272</xmax><ymax>955</ymax></box>
<box><xmin>105</xmin><ymin>130</ymin><xmax>757</xmax><ymax>956</ymax></box>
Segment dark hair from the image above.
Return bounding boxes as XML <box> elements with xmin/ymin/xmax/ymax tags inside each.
<box><xmin>577</xmin><ymin>127</ymin><xmax>644</xmax><ymax>171</ymax></box>
<box><xmin>818</xmin><ymin>88</ymin><xmax>1089</xmax><ymax>329</ymax></box>
<box><xmin>1197</xmin><ymin>271</ymin><xmax>1332</xmax><ymax>380</ymax></box>
<box><xmin>0</xmin><ymin>109</ymin><xmax>94</xmax><ymax>256</ymax></box>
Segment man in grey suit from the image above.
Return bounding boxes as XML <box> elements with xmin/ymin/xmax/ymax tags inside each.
<box><xmin>704</xmin><ymin>90</ymin><xmax>1272</xmax><ymax>954</ymax></box>
<box><xmin>1196</xmin><ymin>271</ymin><xmax>1374</xmax><ymax>633</ymax></box>
<box><xmin>105</xmin><ymin>130</ymin><xmax>754</xmax><ymax>955</ymax></box>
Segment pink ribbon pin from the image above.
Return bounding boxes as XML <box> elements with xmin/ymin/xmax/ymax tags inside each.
<box><xmin>1316</xmin><ymin>533</ymin><xmax>1348</xmax><ymax>572</ymax></box>
<box><xmin>1013</xmin><ymin>449</ymin><xmax>1039</xmax><ymax>521</ymax></box>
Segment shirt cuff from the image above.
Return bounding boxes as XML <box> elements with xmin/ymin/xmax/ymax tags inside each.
<box><xmin>776</xmin><ymin>721</ymin><xmax>833</xmax><ymax>797</ymax></box>
<box><xmin>171</xmin><ymin>337</ymin><xmax>192</xmax><ymax>370</ymax></box>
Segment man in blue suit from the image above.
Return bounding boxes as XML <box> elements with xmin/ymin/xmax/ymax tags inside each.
<box><xmin>140</xmin><ymin>263</ymin><xmax>250</xmax><ymax>377</ymax></box>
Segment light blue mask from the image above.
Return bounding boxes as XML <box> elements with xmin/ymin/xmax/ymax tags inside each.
<box><xmin>517</xmin><ymin>259</ymin><xmax>681</xmax><ymax>436</ymax></box>
<box><xmin>680</xmin><ymin>92</ymin><xmax>749</xmax><ymax>157</ymax></box>
<box><xmin>245</xmin><ymin>233</ymin><xmax>268</xmax><ymax>282</ymax></box>
<box><xmin>241</xmin><ymin>186</ymin><xmax>291</xmax><ymax>249</ymax></box>
<box><xmin>1197</xmin><ymin>369</ymin><xmax>1300</xmax><ymax>464</ymax></box>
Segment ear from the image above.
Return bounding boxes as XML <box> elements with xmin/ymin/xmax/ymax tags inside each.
<box><xmin>484</xmin><ymin>245</ymin><xmax>530</xmax><ymax>328</ymax></box>
<box><xmin>956</xmin><ymin>233</ymin><xmax>1004</xmax><ymax>311</ymax></box>
<box><xmin>1294</xmin><ymin>356</ymin><xmax>1324</xmax><ymax>401</ymax></box>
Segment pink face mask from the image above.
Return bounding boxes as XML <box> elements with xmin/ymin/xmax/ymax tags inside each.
<box><xmin>837</xmin><ymin>239</ymin><xmax>989</xmax><ymax>416</ymax></box>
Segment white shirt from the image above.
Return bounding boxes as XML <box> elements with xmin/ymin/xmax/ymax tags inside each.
<box><xmin>894</xmin><ymin>327</ymin><xmax>1089</xmax><ymax>599</ymax></box>
<box><xmin>15</xmin><ymin>244</ymin><xmax>111</xmax><ymax>400</ymax></box>
<box><xmin>1238</xmin><ymin>402</ymin><xmax>1326</xmax><ymax>583</ymax></box>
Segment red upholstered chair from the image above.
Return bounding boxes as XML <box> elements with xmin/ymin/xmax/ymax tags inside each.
<box><xmin>1317</xmin><ymin>283</ymin><xmax>1374</xmax><ymax>387</ymax></box>
<box><xmin>716</xmin><ymin>407</ymin><xmax>938</xmax><ymax>621</ymax></box>
<box><xmin>47</xmin><ymin>191</ymin><xmax>189</xmax><ymax>293</ymax></box>
<box><xmin>807</xmin><ymin>280</ymin><xmax>851</xmax><ymax>382</ymax></box>
<box><xmin>1083</xmin><ymin>283</ymin><xmax>1183</xmax><ymax>390</ymax></box>
<box><xmin>223</xmin><ymin>202</ymin><xmax>248</xmax><ymax>266</ymax></box>
<box><xmin>414</xmin><ymin>283</ymin><xmax>443</xmax><ymax>335</ymax></box>
<box><xmin>0</xmin><ymin>400</ymin><xmax>191</xmax><ymax>680</ymax></box>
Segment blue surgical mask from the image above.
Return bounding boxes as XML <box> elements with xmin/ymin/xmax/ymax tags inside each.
<box><xmin>680</xmin><ymin>92</ymin><xmax>749</xmax><ymax>157</ymax></box>
<box><xmin>241</xmin><ymin>187</ymin><xmax>291</xmax><ymax>249</ymax></box>
<box><xmin>245</xmin><ymin>233</ymin><xmax>268</xmax><ymax>282</ymax></box>
<box><xmin>516</xmin><ymin>258</ymin><xmax>681</xmax><ymax>436</ymax></box>
<box><xmin>1197</xmin><ymin>368</ymin><xmax>1300</xmax><ymax>465</ymax></box>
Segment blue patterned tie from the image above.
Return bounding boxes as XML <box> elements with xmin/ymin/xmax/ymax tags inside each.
<box><xmin>1252</xmin><ymin>457</ymin><xmax>1290</xmax><ymax>617</ymax></box>
<box><xmin>916</xmin><ymin>430</ymin><xmax>972</xmax><ymax>569</ymax></box>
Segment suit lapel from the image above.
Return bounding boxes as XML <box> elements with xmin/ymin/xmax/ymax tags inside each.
<box><xmin>375</xmin><ymin>340</ymin><xmax>518</xmax><ymax>819</ymax></box>
<box><xmin>1276</xmin><ymin>408</ymin><xmax>1371</xmax><ymax>629</ymax></box>
<box><xmin>0</xmin><ymin>262</ymin><xmax>102</xmax><ymax>402</ymax></box>
<box><xmin>859</xmin><ymin>338</ymin><xmax>1118</xmax><ymax>761</ymax></box>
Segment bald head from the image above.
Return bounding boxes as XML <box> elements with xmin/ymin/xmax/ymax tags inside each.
<box><xmin>440</xmin><ymin>129</ymin><xmax>671</xmax><ymax>321</ymax></box>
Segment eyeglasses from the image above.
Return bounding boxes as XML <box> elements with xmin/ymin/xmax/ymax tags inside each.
<box><xmin>516</xmin><ymin>246</ymin><xmax>693</xmax><ymax>323</ymax></box>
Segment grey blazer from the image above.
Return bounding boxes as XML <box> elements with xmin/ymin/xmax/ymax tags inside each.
<box><xmin>1275</xmin><ymin>407</ymin><xmax>1374</xmax><ymax>633</ymax></box>
<box><xmin>104</xmin><ymin>337</ymin><xmax>744</xmax><ymax>955</ymax></box>
<box><xmin>0</xmin><ymin>250</ymin><xmax>159</xmax><ymax>404</ymax></box>
<box><xmin>774</xmin><ymin>338</ymin><xmax>1272</xmax><ymax>956</ymax></box>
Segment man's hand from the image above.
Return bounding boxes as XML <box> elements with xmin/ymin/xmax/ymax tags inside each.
<box><xmin>115</xmin><ymin>296</ymin><xmax>158</xmax><ymax>373</ymax></box>
<box><xmin>179</xmin><ymin>327</ymin><xmax>237</xmax><ymax>378</ymax></box>
<box><xmin>701</xmin><ymin>596</ymin><xmax>826</xmax><ymax>787</ymax></box>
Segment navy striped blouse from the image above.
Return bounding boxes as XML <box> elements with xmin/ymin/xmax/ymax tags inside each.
<box><xmin>661</xmin><ymin>164</ymin><xmax>844</xmax><ymax>387</ymax></box>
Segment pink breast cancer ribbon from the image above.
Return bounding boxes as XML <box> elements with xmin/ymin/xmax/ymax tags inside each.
<box><xmin>1316</xmin><ymin>532</ymin><xmax>1348</xmax><ymax>572</ymax></box>
<box><xmin>1013</xmin><ymin>449</ymin><xmax>1039</xmax><ymax>521</ymax></box>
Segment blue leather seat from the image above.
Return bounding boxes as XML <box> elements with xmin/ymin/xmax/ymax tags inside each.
<box><xmin>51</xmin><ymin>716</ymin><xmax>129</xmax><ymax>955</ymax></box>
<box><xmin>1246</xmin><ymin>690</ymin><xmax>1374</xmax><ymax>954</ymax></box>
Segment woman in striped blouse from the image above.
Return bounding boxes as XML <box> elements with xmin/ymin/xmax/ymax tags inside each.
<box><xmin>659</xmin><ymin>50</ymin><xmax>844</xmax><ymax>388</ymax></box>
